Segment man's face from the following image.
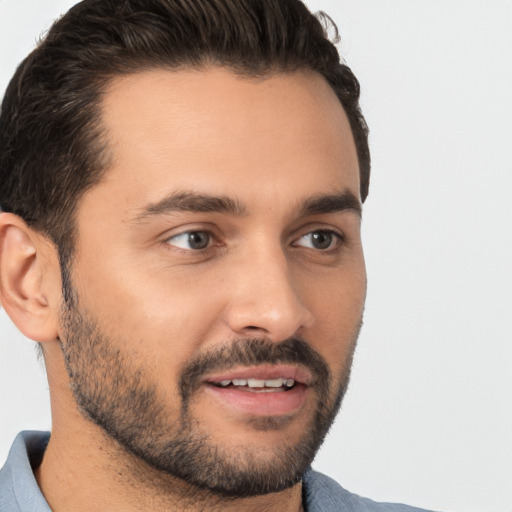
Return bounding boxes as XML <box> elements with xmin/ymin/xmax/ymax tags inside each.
<box><xmin>60</xmin><ymin>68</ymin><xmax>366</xmax><ymax>496</ymax></box>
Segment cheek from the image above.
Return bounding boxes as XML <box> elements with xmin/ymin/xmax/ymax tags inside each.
<box><xmin>72</xmin><ymin>256</ymin><xmax>228</xmax><ymax>374</ymax></box>
<box><xmin>300</xmin><ymin>261</ymin><xmax>366</xmax><ymax>367</ymax></box>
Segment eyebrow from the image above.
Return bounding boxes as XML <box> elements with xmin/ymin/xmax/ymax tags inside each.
<box><xmin>300</xmin><ymin>190</ymin><xmax>362</xmax><ymax>218</ymax></box>
<box><xmin>132</xmin><ymin>191</ymin><xmax>247</xmax><ymax>222</ymax></box>
<box><xmin>131</xmin><ymin>189</ymin><xmax>361</xmax><ymax>223</ymax></box>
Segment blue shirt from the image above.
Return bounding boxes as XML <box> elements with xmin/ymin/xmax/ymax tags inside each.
<box><xmin>0</xmin><ymin>431</ymin><xmax>436</xmax><ymax>511</ymax></box>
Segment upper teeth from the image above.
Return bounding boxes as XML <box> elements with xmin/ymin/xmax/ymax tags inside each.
<box><xmin>218</xmin><ymin>378</ymin><xmax>295</xmax><ymax>388</ymax></box>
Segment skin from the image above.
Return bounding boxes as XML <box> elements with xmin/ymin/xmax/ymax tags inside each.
<box><xmin>0</xmin><ymin>67</ymin><xmax>366</xmax><ymax>511</ymax></box>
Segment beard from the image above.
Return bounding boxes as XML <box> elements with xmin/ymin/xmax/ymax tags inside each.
<box><xmin>59</xmin><ymin>287</ymin><xmax>359</xmax><ymax>498</ymax></box>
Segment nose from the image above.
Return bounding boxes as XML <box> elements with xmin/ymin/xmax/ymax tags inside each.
<box><xmin>224</xmin><ymin>244</ymin><xmax>314</xmax><ymax>342</ymax></box>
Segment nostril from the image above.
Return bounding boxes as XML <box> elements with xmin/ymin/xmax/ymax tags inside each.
<box><xmin>241</xmin><ymin>325</ymin><xmax>271</xmax><ymax>336</ymax></box>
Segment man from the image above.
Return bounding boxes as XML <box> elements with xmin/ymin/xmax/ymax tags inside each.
<box><xmin>0</xmin><ymin>1</ymin><xmax>435</xmax><ymax>510</ymax></box>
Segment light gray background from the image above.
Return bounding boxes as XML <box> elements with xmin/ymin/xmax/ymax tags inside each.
<box><xmin>1</xmin><ymin>1</ymin><xmax>511</xmax><ymax>511</ymax></box>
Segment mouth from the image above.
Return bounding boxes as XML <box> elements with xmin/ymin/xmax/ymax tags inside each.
<box><xmin>202</xmin><ymin>364</ymin><xmax>312</xmax><ymax>417</ymax></box>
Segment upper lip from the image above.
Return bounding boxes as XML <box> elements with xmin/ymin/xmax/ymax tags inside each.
<box><xmin>204</xmin><ymin>364</ymin><xmax>313</xmax><ymax>386</ymax></box>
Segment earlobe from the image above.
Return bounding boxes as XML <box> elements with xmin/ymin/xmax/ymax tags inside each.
<box><xmin>0</xmin><ymin>213</ymin><xmax>60</xmax><ymax>343</ymax></box>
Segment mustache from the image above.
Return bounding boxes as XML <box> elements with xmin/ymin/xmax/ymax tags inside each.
<box><xmin>179</xmin><ymin>337</ymin><xmax>330</xmax><ymax>401</ymax></box>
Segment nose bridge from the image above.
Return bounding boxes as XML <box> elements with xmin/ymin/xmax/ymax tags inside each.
<box><xmin>225</xmin><ymin>237</ymin><xmax>313</xmax><ymax>341</ymax></box>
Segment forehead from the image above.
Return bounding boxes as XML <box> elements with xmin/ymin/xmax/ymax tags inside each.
<box><xmin>92</xmin><ymin>67</ymin><xmax>359</xmax><ymax>216</ymax></box>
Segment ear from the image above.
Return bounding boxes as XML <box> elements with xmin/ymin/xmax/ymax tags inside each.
<box><xmin>0</xmin><ymin>213</ymin><xmax>60</xmax><ymax>343</ymax></box>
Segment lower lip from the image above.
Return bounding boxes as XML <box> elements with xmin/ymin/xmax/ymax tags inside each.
<box><xmin>204</xmin><ymin>384</ymin><xmax>308</xmax><ymax>417</ymax></box>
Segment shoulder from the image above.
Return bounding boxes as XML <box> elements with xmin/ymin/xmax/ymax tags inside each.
<box><xmin>303</xmin><ymin>469</ymin><xmax>439</xmax><ymax>512</ymax></box>
<box><xmin>0</xmin><ymin>431</ymin><xmax>51</xmax><ymax>512</ymax></box>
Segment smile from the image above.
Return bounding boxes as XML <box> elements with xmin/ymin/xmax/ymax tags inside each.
<box><xmin>203</xmin><ymin>365</ymin><xmax>311</xmax><ymax>416</ymax></box>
